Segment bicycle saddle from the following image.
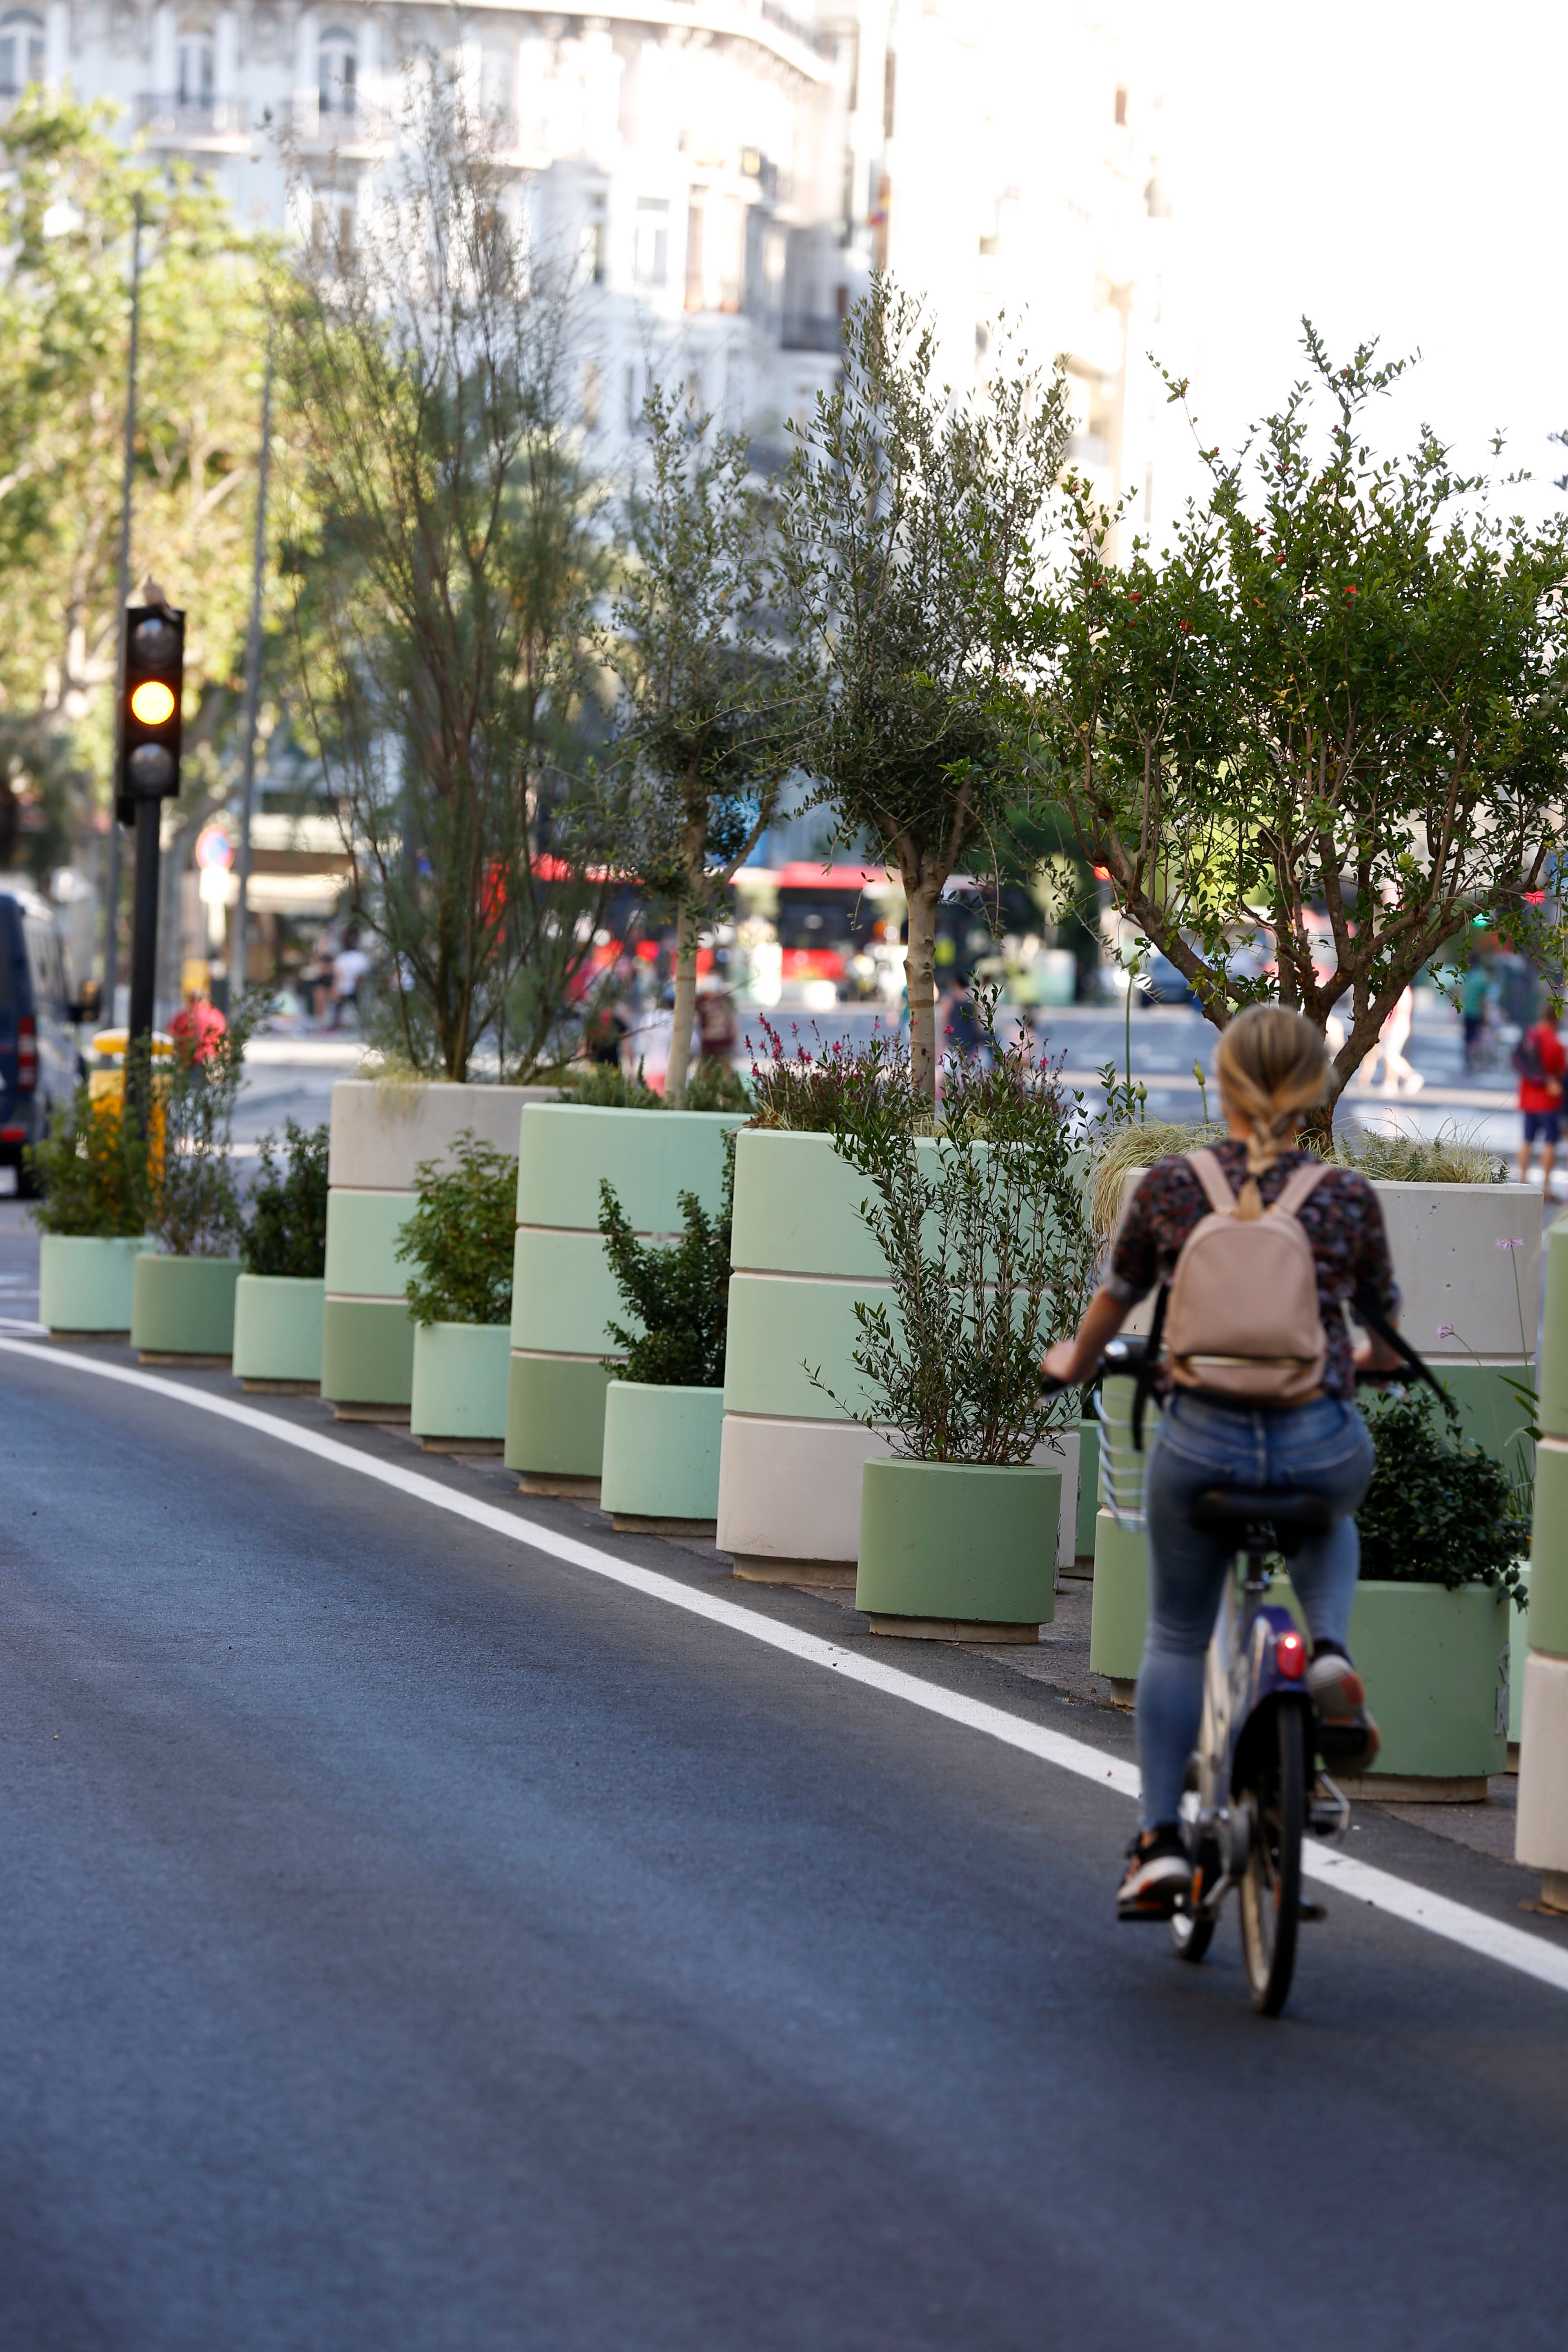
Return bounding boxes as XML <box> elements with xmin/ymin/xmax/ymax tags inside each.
<box><xmin>1189</xmin><ymin>1486</ymin><xmax>1334</xmax><ymax>1556</ymax></box>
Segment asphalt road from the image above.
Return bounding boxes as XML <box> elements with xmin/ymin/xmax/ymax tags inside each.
<box><xmin>2</xmin><ymin>1342</ymin><xmax>1566</xmax><ymax>2351</ymax></box>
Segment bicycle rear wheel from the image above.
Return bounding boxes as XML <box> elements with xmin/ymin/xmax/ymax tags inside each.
<box><xmin>1237</xmin><ymin>1700</ymin><xmax>1307</xmax><ymax>2016</ymax></box>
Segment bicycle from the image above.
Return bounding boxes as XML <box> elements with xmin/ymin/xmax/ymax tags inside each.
<box><xmin>1048</xmin><ymin>1336</ymin><xmax>1359</xmax><ymax>2017</ymax></box>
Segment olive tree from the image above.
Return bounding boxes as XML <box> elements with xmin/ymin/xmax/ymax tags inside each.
<box><xmin>278</xmin><ymin>63</ymin><xmax>621</xmax><ymax>1079</ymax></box>
<box><xmin>776</xmin><ymin>278</ymin><xmax>1071</xmax><ymax>1102</ymax></box>
<box><xmin>1023</xmin><ymin>331</ymin><xmax>1568</xmax><ymax>1125</ymax></box>
<box><xmin>609</xmin><ymin>386</ymin><xmax>791</xmax><ymax>1106</ymax></box>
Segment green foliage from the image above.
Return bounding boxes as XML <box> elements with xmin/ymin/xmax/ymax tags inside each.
<box><xmin>1358</xmin><ymin>1384</ymin><xmax>1529</xmax><ymax>1601</ymax></box>
<box><xmin>243</xmin><ymin>1120</ymin><xmax>329</xmax><ymax>1278</ymax></box>
<box><xmin>146</xmin><ymin>1007</ymin><xmax>252</xmax><ymax>1258</ymax></box>
<box><xmin>683</xmin><ymin>1058</ymin><xmax>751</xmax><ymax>1112</ymax></box>
<box><xmin>1024</xmin><ymin>329</ymin><xmax>1568</xmax><ymax>1116</ymax></box>
<box><xmin>598</xmin><ymin>1154</ymin><xmax>733</xmax><ymax>1386</ymax></box>
<box><xmin>558</xmin><ymin>1056</ymin><xmax>749</xmax><ymax>1111</ymax></box>
<box><xmin>278</xmin><ymin>66</ymin><xmax>623</xmax><ymax>1082</ymax></box>
<box><xmin>811</xmin><ymin>1001</ymin><xmax>1098</xmax><ymax>1463</ymax></box>
<box><xmin>0</xmin><ymin>94</ymin><xmax>278</xmax><ymax>875</ymax></box>
<box><xmin>558</xmin><ymin>1061</ymin><xmax>664</xmax><ymax>1108</ymax></box>
<box><xmin>609</xmin><ymin>384</ymin><xmax>791</xmax><ymax>1105</ymax></box>
<box><xmin>24</xmin><ymin>1083</ymin><xmax>144</xmax><ymax>1237</ymax></box>
<box><xmin>776</xmin><ymin>277</ymin><xmax>1071</xmax><ymax>1101</ymax></box>
<box><xmin>396</xmin><ymin>1131</ymin><xmax>516</xmax><ymax>1327</ymax></box>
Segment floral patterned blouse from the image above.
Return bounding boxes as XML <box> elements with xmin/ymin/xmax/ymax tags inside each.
<box><xmin>1105</xmin><ymin>1142</ymin><xmax>1400</xmax><ymax>1401</ymax></box>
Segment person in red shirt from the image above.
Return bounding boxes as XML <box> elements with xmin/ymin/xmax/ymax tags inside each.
<box><xmin>1517</xmin><ymin>1007</ymin><xmax>1566</xmax><ymax>1195</ymax></box>
<box><xmin>169</xmin><ymin>991</ymin><xmax>227</xmax><ymax>1064</ymax></box>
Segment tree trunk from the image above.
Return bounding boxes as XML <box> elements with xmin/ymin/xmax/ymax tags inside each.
<box><xmin>905</xmin><ymin>873</ymin><xmax>942</xmax><ymax>1106</ymax></box>
<box><xmin>666</xmin><ymin>896</ymin><xmax>699</xmax><ymax>1108</ymax></box>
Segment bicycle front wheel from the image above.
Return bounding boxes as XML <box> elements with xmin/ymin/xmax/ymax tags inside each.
<box><xmin>1237</xmin><ymin>1699</ymin><xmax>1307</xmax><ymax>2016</ymax></box>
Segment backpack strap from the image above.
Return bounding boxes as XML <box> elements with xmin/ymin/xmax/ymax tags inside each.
<box><xmin>1184</xmin><ymin>1148</ymin><xmax>1237</xmax><ymax>1216</ymax></box>
<box><xmin>1272</xmin><ymin>1160</ymin><xmax>1329</xmax><ymax>1218</ymax></box>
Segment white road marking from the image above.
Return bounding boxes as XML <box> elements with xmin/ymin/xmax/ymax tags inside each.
<box><xmin>5</xmin><ymin>1335</ymin><xmax>1567</xmax><ymax>1998</ymax></box>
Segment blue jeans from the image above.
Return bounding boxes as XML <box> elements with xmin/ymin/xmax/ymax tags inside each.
<box><xmin>1136</xmin><ymin>1392</ymin><xmax>1375</xmax><ymax>1828</ymax></box>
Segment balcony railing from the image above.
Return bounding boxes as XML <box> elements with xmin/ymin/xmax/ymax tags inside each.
<box><xmin>136</xmin><ymin>94</ymin><xmax>249</xmax><ymax>140</ymax></box>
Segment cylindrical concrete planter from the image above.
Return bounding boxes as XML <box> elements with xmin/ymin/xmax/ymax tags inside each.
<box><xmin>506</xmin><ymin>1104</ymin><xmax>744</xmax><ymax>1495</ymax></box>
<box><xmin>719</xmin><ymin>1129</ymin><xmax>1082</xmax><ymax>1584</ymax></box>
<box><xmin>321</xmin><ymin>1078</ymin><xmax>543</xmax><ymax>1423</ymax></box>
<box><xmin>599</xmin><ymin>1380</ymin><xmax>725</xmax><ymax>1529</ymax></box>
<box><xmin>410</xmin><ymin>1321</ymin><xmax>511</xmax><ymax>1449</ymax></box>
<box><xmin>232</xmin><ymin>1274</ymin><xmax>325</xmax><ymax>1389</ymax></box>
<box><xmin>131</xmin><ymin>1253</ymin><xmax>243</xmax><ymax>1361</ymax></box>
<box><xmin>38</xmin><ymin>1233</ymin><xmax>150</xmax><ymax>1334</ymax></box>
<box><xmin>855</xmin><ymin>1456</ymin><xmax>1060</xmax><ymax>1641</ymax></box>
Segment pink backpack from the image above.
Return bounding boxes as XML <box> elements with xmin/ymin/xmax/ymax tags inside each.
<box><xmin>1163</xmin><ymin>1150</ymin><xmax>1329</xmax><ymax>1403</ymax></box>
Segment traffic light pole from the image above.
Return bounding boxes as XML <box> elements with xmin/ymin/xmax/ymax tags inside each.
<box><xmin>127</xmin><ymin>799</ymin><xmax>161</xmax><ymax>1050</ymax></box>
<box><xmin>103</xmin><ymin>193</ymin><xmax>144</xmax><ymax>1025</ymax></box>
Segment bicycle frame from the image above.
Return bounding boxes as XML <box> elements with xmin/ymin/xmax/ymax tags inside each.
<box><xmin>1184</xmin><ymin>1548</ymin><xmax>1334</xmax><ymax>1918</ymax></box>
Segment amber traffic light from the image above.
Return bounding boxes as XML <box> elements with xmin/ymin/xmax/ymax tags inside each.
<box><xmin>118</xmin><ymin>601</ymin><xmax>185</xmax><ymax>822</ymax></box>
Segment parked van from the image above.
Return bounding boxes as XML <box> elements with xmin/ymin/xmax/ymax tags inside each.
<box><xmin>0</xmin><ymin>884</ymin><xmax>84</xmax><ymax>1194</ymax></box>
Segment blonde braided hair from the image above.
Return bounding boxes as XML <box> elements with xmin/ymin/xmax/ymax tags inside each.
<box><xmin>1215</xmin><ymin>1004</ymin><xmax>1332</xmax><ymax>1216</ymax></box>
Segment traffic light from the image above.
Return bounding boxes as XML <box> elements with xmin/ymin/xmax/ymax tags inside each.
<box><xmin>117</xmin><ymin>601</ymin><xmax>185</xmax><ymax>825</ymax></box>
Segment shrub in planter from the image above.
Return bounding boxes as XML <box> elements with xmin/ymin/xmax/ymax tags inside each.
<box><xmin>399</xmin><ymin>1131</ymin><xmax>517</xmax><ymax>1443</ymax></box>
<box><xmin>245</xmin><ymin>1121</ymin><xmax>329</xmax><ymax>1279</ymax></box>
<box><xmin>132</xmin><ymin>1013</ymin><xmax>252</xmax><ymax>1359</ymax></box>
<box><xmin>27</xmin><ymin>1082</ymin><xmax>149</xmax><ymax>1333</ymax></box>
<box><xmin>1358</xmin><ymin>1383</ymin><xmax>1528</xmax><ymax>1602</ymax></box>
<box><xmin>596</xmin><ymin>1149</ymin><xmax>734</xmax><ymax>1524</ymax></box>
<box><xmin>818</xmin><ymin>1007</ymin><xmax>1098</xmax><ymax>1635</ymax></box>
<box><xmin>234</xmin><ymin>1121</ymin><xmax>330</xmax><ymax>1387</ymax></box>
<box><xmin>560</xmin><ymin>1057</ymin><xmax>750</xmax><ymax>1113</ymax></box>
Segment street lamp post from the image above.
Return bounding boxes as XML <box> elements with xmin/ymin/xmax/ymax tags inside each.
<box><xmin>102</xmin><ymin>192</ymin><xmax>144</xmax><ymax>1023</ymax></box>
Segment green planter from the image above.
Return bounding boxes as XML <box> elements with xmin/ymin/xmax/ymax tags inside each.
<box><xmin>232</xmin><ymin>1274</ymin><xmax>325</xmax><ymax>1386</ymax></box>
<box><xmin>38</xmin><ymin>1233</ymin><xmax>151</xmax><ymax>1334</ymax></box>
<box><xmin>1088</xmin><ymin>1517</ymin><xmax>1506</xmax><ymax>1783</ymax></box>
<box><xmin>855</xmin><ymin>1456</ymin><xmax>1060</xmax><ymax>1639</ymax></box>
<box><xmin>599</xmin><ymin>1380</ymin><xmax>725</xmax><ymax>1524</ymax></box>
<box><xmin>131</xmin><ymin>1253</ymin><xmax>243</xmax><ymax>1359</ymax></box>
<box><xmin>507</xmin><ymin>1103</ymin><xmax>743</xmax><ymax>1486</ymax></box>
<box><xmin>410</xmin><ymin>1321</ymin><xmax>510</xmax><ymax>1443</ymax></box>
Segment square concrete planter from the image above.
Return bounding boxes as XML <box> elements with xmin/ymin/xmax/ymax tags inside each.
<box><xmin>410</xmin><ymin>1321</ymin><xmax>511</xmax><ymax>1447</ymax></box>
<box><xmin>232</xmin><ymin>1274</ymin><xmax>325</xmax><ymax>1388</ymax></box>
<box><xmin>855</xmin><ymin>1456</ymin><xmax>1060</xmax><ymax>1641</ymax></box>
<box><xmin>719</xmin><ymin>1128</ymin><xmax>1083</xmax><ymax>1583</ymax></box>
<box><xmin>599</xmin><ymin>1380</ymin><xmax>725</xmax><ymax>1528</ymax></box>
<box><xmin>131</xmin><ymin>1253</ymin><xmax>243</xmax><ymax>1361</ymax></box>
<box><xmin>38</xmin><ymin>1233</ymin><xmax>151</xmax><ymax>1335</ymax></box>
<box><xmin>506</xmin><ymin>1102</ymin><xmax>744</xmax><ymax>1492</ymax></box>
<box><xmin>321</xmin><ymin>1078</ymin><xmax>541</xmax><ymax>1421</ymax></box>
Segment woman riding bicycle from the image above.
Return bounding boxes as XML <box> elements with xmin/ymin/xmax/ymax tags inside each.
<box><xmin>1042</xmin><ymin>1005</ymin><xmax>1406</xmax><ymax>1920</ymax></box>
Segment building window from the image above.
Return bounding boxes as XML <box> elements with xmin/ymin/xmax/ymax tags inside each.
<box><xmin>311</xmin><ymin>186</ymin><xmax>354</xmax><ymax>257</ymax></box>
<box><xmin>0</xmin><ymin>10</ymin><xmax>44</xmax><ymax>96</ymax></box>
<box><xmin>176</xmin><ymin>24</ymin><xmax>215</xmax><ymax>108</ymax></box>
<box><xmin>634</xmin><ymin>197</ymin><xmax>668</xmax><ymax>289</ymax></box>
<box><xmin>1114</xmin><ymin>84</ymin><xmax>1127</xmax><ymax>126</ymax></box>
<box><xmin>319</xmin><ymin>25</ymin><xmax>357</xmax><ymax>119</ymax></box>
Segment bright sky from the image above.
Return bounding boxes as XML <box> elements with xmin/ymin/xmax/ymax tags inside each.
<box><xmin>1146</xmin><ymin>0</ymin><xmax>1568</xmax><ymax>526</ymax></box>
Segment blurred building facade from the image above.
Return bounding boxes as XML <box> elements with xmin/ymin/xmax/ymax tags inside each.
<box><xmin>19</xmin><ymin>1</ymin><xmax>1177</xmax><ymax>505</ymax></box>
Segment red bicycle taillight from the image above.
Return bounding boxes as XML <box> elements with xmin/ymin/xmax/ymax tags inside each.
<box><xmin>17</xmin><ymin>1014</ymin><xmax>37</xmax><ymax>1092</ymax></box>
<box><xmin>1275</xmin><ymin>1628</ymin><xmax>1307</xmax><ymax>1681</ymax></box>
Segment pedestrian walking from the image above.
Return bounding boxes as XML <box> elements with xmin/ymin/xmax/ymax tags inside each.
<box><xmin>1515</xmin><ymin>1005</ymin><xmax>1566</xmax><ymax>1196</ymax></box>
<box><xmin>330</xmin><ymin>928</ymin><xmax>370</xmax><ymax>1031</ymax></box>
<box><xmin>1461</xmin><ymin>960</ymin><xmax>1492</xmax><ymax>1072</ymax></box>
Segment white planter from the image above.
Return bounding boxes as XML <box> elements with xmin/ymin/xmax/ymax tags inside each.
<box><xmin>718</xmin><ymin>1129</ymin><xmax>1081</xmax><ymax>1581</ymax></box>
<box><xmin>321</xmin><ymin>1077</ymin><xmax>545</xmax><ymax>1416</ymax></box>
